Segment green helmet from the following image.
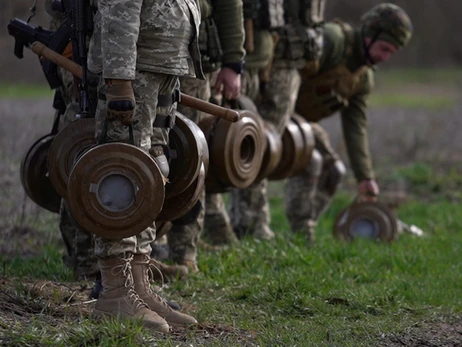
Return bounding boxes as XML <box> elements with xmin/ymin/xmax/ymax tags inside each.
<box><xmin>361</xmin><ymin>3</ymin><xmax>413</xmax><ymax>48</ymax></box>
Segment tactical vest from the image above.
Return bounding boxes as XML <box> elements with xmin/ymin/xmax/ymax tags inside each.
<box><xmin>198</xmin><ymin>0</ymin><xmax>223</xmax><ymax>72</ymax></box>
<box><xmin>273</xmin><ymin>0</ymin><xmax>326</xmax><ymax>65</ymax></box>
<box><xmin>296</xmin><ymin>20</ymin><xmax>370</xmax><ymax>122</ymax></box>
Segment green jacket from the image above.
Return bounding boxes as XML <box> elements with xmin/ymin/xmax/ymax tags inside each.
<box><xmin>317</xmin><ymin>22</ymin><xmax>375</xmax><ymax>181</ymax></box>
<box><xmin>201</xmin><ymin>0</ymin><xmax>245</xmax><ymax>66</ymax></box>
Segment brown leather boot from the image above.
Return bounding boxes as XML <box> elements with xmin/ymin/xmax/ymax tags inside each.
<box><xmin>132</xmin><ymin>254</ymin><xmax>198</xmax><ymax>328</ymax></box>
<box><xmin>93</xmin><ymin>255</ymin><xmax>170</xmax><ymax>333</ymax></box>
<box><xmin>149</xmin><ymin>259</ymin><xmax>189</xmax><ymax>283</ymax></box>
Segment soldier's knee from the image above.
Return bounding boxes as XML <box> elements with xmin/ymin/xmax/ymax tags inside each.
<box><xmin>326</xmin><ymin>159</ymin><xmax>346</xmax><ymax>194</ymax></box>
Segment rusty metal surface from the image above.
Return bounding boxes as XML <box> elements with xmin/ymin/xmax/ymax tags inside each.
<box><xmin>333</xmin><ymin>201</ymin><xmax>399</xmax><ymax>242</ymax></box>
<box><xmin>67</xmin><ymin>143</ymin><xmax>165</xmax><ymax>239</ymax></box>
<box><xmin>157</xmin><ymin>162</ymin><xmax>205</xmax><ymax>222</ymax></box>
<box><xmin>20</xmin><ymin>134</ymin><xmax>61</xmax><ymax>213</ymax></box>
<box><xmin>166</xmin><ymin>111</ymin><xmax>208</xmax><ymax>199</ymax></box>
<box><xmin>47</xmin><ymin>118</ymin><xmax>96</xmax><ymax>199</ymax></box>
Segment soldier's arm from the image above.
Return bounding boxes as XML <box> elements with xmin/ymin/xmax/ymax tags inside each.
<box><xmin>212</xmin><ymin>0</ymin><xmax>245</xmax><ymax>67</ymax></box>
<box><xmin>340</xmin><ymin>91</ymin><xmax>375</xmax><ymax>182</ymax></box>
<box><xmin>99</xmin><ymin>0</ymin><xmax>142</xmax><ymax>80</ymax></box>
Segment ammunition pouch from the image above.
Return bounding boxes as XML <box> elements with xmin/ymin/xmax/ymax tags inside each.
<box><xmin>274</xmin><ymin>25</ymin><xmax>305</xmax><ymax>61</ymax></box>
<box><xmin>199</xmin><ymin>17</ymin><xmax>223</xmax><ymax>73</ymax></box>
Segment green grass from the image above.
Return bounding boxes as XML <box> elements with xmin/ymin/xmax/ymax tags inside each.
<box><xmin>0</xmin><ymin>82</ymin><xmax>53</xmax><ymax>99</ymax></box>
<box><xmin>1</xmin><ymin>181</ymin><xmax>461</xmax><ymax>346</ymax></box>
<box><xmin>369</xmin><ymin>67</ymin><xmax>461</xmax><ymax>109</ymax></box>
<box><xmin>369</xmin><ymin>93</ymin><xmax>454</xmax><ymax>110</ymax></box>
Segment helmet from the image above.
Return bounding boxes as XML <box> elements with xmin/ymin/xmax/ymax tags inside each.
<box><xmin>361</xmin><ymin>3</ymin><xmax>413</xmax><ymax>48</ymax></box>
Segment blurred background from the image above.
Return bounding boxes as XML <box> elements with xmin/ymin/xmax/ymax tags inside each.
<box><xmin>1</xmin><ymin>0</ymin><xmax>462</xmax><ymax>249</ymax></box>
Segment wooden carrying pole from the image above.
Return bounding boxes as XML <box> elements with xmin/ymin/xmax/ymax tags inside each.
<box><xmin>31</xmin><ymin>41</ymin><xmax>240</xmax><ymax>123</ymax></box>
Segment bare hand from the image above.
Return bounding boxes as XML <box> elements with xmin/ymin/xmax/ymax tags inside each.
<box><xmin>214</xmin><ymin>67</ymin><xmax>241</xmax><ymax>100</ymax></box>
<box><xmin>357</xmin><ymin>179</ymin><xmax>379</xmax><ymax>202</ymax></box>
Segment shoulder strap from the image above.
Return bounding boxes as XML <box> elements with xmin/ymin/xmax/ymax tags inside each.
<box><xmin>331</xmin><ymin>18</ymin><xmax>354</xmax><ymax>58</ymax></box>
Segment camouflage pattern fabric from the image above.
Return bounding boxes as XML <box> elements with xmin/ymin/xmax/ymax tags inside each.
<box><xmin>202</xmin><ymin>192</ymin><xmax>236</xmax><ymax>245</ymax></box>
<box><xmin>361</xmin><ymin>3</ymin><xmax>413</xmax><ymax>48</ymax></box>
<box><xmin>258</xmin><ymin>68</ymin><xmax>301</xmax><ymax>133</ymax></box>
<box><xmin>94</xmin><ymin>70</ymin><xmax>179</xmax><ymax>258</ymax></box>
<box><xmin>88</xmin><ymin>0</ymin><xmax>202</xmax><ymax>79</ymax></box>
<box><xmin>285</xmin><ymin>123</ymin><xmax>341</xmax><ymax>239</ymax></box>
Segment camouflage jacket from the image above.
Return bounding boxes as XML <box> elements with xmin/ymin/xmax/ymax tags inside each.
<box><xmin>87</xmin><ymin>0</ymin><xmax>204</xmax><ymax>80</ymax></box>
<box><xmin>300</xmin><ymin>21</ymin><xmax>375</xmax><ymax>181</ymax></box>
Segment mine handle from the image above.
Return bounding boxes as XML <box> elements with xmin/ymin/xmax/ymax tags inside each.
<box><xmin>30</xmin><ymin>41</ymin><xmax>240</xmax><ymax>123</ymax></box>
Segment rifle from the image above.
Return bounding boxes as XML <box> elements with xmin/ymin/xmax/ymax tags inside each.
<box><xmin>8</xmin><ymin>0</ymin><xmax>94</xmax><ymax>117</ymax></box>
<box><xmin>7</xmin><ymin>18</ymin><xmax>72</xmax><ymax>89</ymax></box>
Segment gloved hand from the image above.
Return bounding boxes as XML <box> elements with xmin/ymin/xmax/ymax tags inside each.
<box><xmin>357</xmin><ymin>179</ymin><xmax>379</xmax><ymax>202</ymax></box>
<box><xmin>105</xmin><ymin>79</ymin><xmax>135</xmax><ymax>125</ymax></box>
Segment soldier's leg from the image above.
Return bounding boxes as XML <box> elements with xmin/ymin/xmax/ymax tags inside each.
<box><xmin>92</xmin><ymin>71</ymin><xmax>195</xmax><ymax>331</ymax></box>
<box><xmin>258</xmin><ymin>68</ymin><xmax>301</xmax><ymax>132</ymax></box>
<box><xmin>202</xmin><ymin>192</ymin><xmax>237</xmax><ymax>245</ymax></box>
<box><xmin>228</xmin><ymin>69</ymin><xmax>274</xmax><ymax>239</ymax></box>
<box><xmin>230</xmin><ymin>179</ymin><xmax>273</xmax><ymax>239</ymax></box>
<box><xmin>165</xmin><ymin>76</ymin><xmax>207</xmax><ymax>271</ymax></box>
<box><xmin>285</xmin><ymin>149</ymin><xmax>323</xmax><ymax>243</ymax></box>
<box><xmin>285</xmin><ymin>124</ymin><xmax>346</xmax><ymax>241</ymax></box>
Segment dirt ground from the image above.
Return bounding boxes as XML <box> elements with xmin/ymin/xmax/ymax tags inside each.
<box><xmin>2</xmin><ymin>97</ymin><xmax>462</xmax><ymax>345</ymax></box>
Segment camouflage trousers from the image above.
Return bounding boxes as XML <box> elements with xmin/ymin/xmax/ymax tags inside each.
<box><xmin>93</xmin><ymin>70</ymin><xmax>179</xmax><ymax>258</ymax></box>
<box><xmin>285</xmin><ymin>123</ymin><xmax>345</xmax><ymax>238</ymax></box>
<box><xmin>167</xmin><ymin>73</ymin><xmax>233</xmax><ymax>264</ymax></box>
<box><xmin>229</xmin><ymin>67</ymin><xmax>301</xmax><ymax>238</ymax></box>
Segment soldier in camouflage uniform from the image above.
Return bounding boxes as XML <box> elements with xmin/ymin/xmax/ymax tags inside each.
<box><xmin>85</xmin><ymin>0</ymin><xmax>203</xmax><ymax>332</ymax></box>
<box><xmin>286</xmin><ymin>3</ymin><xmax>413</xmax><ymax>242</ymax></box>
<box><xmin>166</xmin><ymin>0</ymin><xmax>245</xmax><ymax>273</ymax></box>
<box><xmin>229</xmin><ymin>0</ymin><xmax>326</xmax><ymax>240</ymax></box>
<box><xmin>45</xmin><ymin>0</ymin><xmax>99</xmax><ymax>281</ymax></box>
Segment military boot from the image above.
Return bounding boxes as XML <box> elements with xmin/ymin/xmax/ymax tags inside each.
<box><xmin>149</xmin><ymin>259</ymin><xmax>189</xmax><ymax>283</ymax></box>
<box><xmin>93</xmin><ymin>255</ymin><xmax>170</xmax><ymax>333</ymax></box>
<box><xmin>132</xmin><ymin>254</ymin><xmax>198</xmax><ymax>328</ymax></box>
<box><xmin>252</xmin><ymin>225</ymin><xmax>275</xmax><ymax>240</ymax></box>
<box><xmin>202</xmin><ymin>222</ymin><xmax>238</xmax><ymax>245</ymax></box>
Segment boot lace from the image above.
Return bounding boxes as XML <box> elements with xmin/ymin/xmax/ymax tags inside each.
<box><xmin>146</xmin><ymin>260</ymin><xmax>169</xmax><ymax>308</ymax></box>
<box><xmin>109</xmin><ymin>256</ymin><xmax>148</xmax><ymax>312</ymax></box>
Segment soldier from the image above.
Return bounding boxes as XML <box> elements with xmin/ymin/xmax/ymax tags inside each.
<box><xmin>167</xmin><ymin>0</ymin><xmax>245</xmax><ymax>273</ymax></box>
<box><xmin>230</xmin><ymin>0</ymin><xmax>326</xmax><ymax>240</ymax></box>
<box><xmin>286</xmin><ymin>3</ymin><xmax>413</xmax><ymax>242</ymax></box>
<box><xmin>44</xmin><ymin>0</ymin><xmax>189</xmax><ymax>288</ymax></box>
<box><xmin>85</xmin><ymin>0</ymin><xmax>203</xmax><ymax>332</ymax></box>
<box><xmin>45</xmin><ymin>0</ymin><xmax>99</xmax><ymax>282</ymax></box>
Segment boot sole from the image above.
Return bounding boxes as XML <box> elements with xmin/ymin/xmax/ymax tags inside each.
<box><xmin>93</xmin><ymin>309</ymin><xmax>170</xmax><ymax>333</ymax></box>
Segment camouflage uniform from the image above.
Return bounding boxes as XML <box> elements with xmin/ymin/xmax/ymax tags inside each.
<box><xmin>87</xmin><ymin>0</ymin><xmax>202</xmax><ymax>259</ymax></box>
<box><xmin>230</xmin><ymin>0</ymin><xmax>325</xmax><ymax>240</ymax></box>
<box><xmin>167</xmin><ymin>0</ymin><xmax>245</xmax><ymax>268</ymax></box>
<box><xmin>287</xmin><ymin>3</ymin><xmax>413</xmax><ymax>240</ymax></box>
<box><xmin>84</xmin><ymin>0</ymin><xmax>203</xmax><ymax>331</ymax></box>
<box><xmin>45</xmin><ymin>0</ymin><xmax>98</xmax><ymax>280</ymax></box>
